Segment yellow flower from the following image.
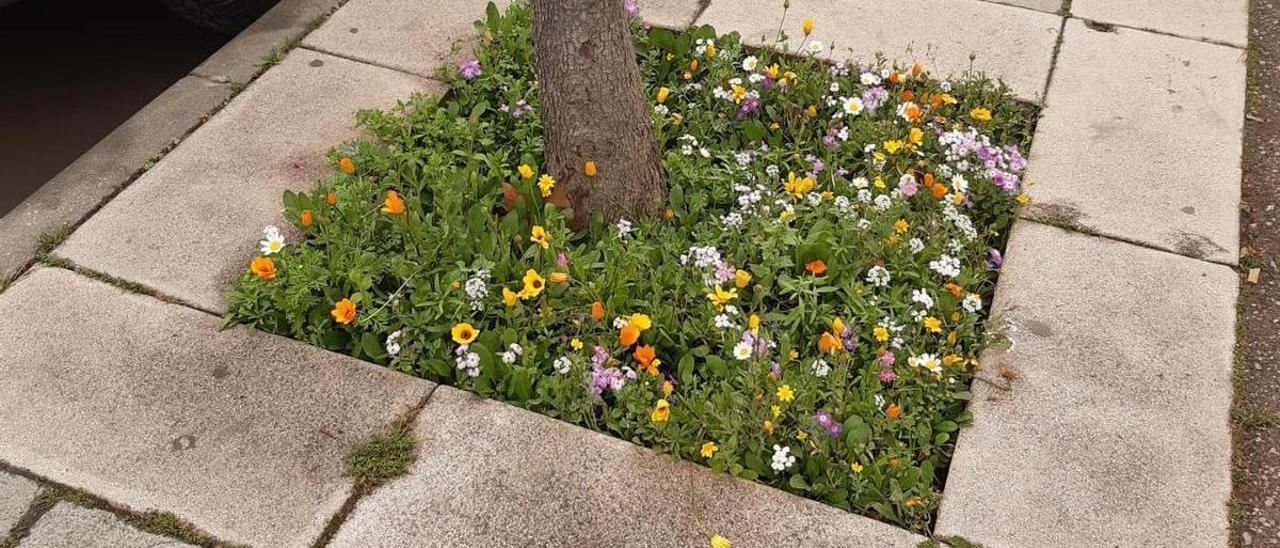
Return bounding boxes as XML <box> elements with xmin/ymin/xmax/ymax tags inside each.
<box><xmin>894</xmin><ymin>219</ymin><xmax>909</xmax><ymax>234</ymax></box>
<box><xmin>771</xmin><ymin>405</ymin><xmax>781</xmax><ymax>418</ymax></box>
<box><xmin>662</xmin><ymin>380</ymin><xmax>674</xmax><ymax>397</ymax></box>
<box><xmin>873</xmin><ymin>176</ymin><xmax>886</xmax><ymax>189</ymax></box>
<box><xmin>517</xmin><ymin>164</ymin><xmax>534</xmax><ymax>180</ymax></box>
<box><xmin>783</xmin><ymin>172</ymin><xmax>814</xmax><ymax>198</ymax></box>
<box><xmin>851</xmin><ymin>462</ymin><xmax>864</xmax><ymax>473</ymax></box>
<box><xmin>670</xmin><ymin>112</ymin><xmax>684</xmax><ymax>125</ymax></box>
<box><xmin>628</xmin><ymin>313</ymin><xmax>652</xmax><ymax>331</ymax></box>
<box><xmin>796</xmin><ymin>430</ymin><xmax>808</xmax><ymax>441</ymax></box>
<box><xmin>705</xmin><ymin>42</ymin><xmax>717</xmax><ymax>57</ymax></box>
<box><xmin>584</xmin><ymin>160</ymin><xmax>597</xmax><ymax>177</ymax></box>
<box><xmin>805</xmin><ymin>105</ymin><xmax>817</xmax><ymax>118</ymax></box>
<box><xmin>909</xmin><ymin>127</ymin><xmax>924</xmax><ymax>146</ymax></box>
<box><xmin>537</xmin><ymin>174</ymin><xmax>556</xmax><ymax>197</ymax></box>
<box><xmin>519</xmin><ymin>269</ymin><xmax>545</xmax><ymax>299</ymax></box>
<box><xmin>651</xmin><ymin>399</ymin><xmax>671</xmax><ymax>423</ymax></box>
<box><xmin>451</xmin><ymin>322</ymin><xmax>478</xmax><ymax>344</ymax></box>
<box><xmin>700</xmin><ymin>442</ymin><xmax>719</xmax><ymax>459</ymax></box>
<box><xmin>776</xmin><ymin>384</ymin><xmax>794</xmax><ymax>403</ymax></box>
<box><xmin>970</xmin><ymin>107</ymin><xmax>992</xmax><ymax>122</ymax></box>
<box><xmin>549</xmin><ymin>271</ymin><xmax>569</xmax><ymax>284</ymax></box>
<box><xmin>1016</xmin><ymin>192</ymin><xmax>1031</xmax><ymax>205</ymax></box>
<box><xmin>709</xmin><ymin>534</ymin><xmax>732</xmax><ymax>548</ymax></box>
<box><xmin>923</xmin><ymin>316</ymin><xmax>942</xmax><ymax>333</ymax></box>
<box><xmin>502</xmin><ymin>287</ymin><xmax>518</xmax><ymax>308</ymax></box>
<box><xmin>748</xmin><ymin>314</ymin><xmax>760</xmax><ymax>333</ymax></box>
<box><xmin>656</xmin><ymin>86</ymin><xmax>670</xmax><ymax>103</ymax></box>
<box><xmin>873</xmin><ymin>326</ymin><xmax>889</xmax><ymax>342</ymax></box>
<box><xmin>571</xmin><ymin>338</ymin><xmax>584</xmax><ymax>350</ymax></box>
<box><xmin>734</xmin><ymin>269</ymin><xmax>751</xmax><ymax>288</ymax></box>
<box><xmin>763</xmin><ymin>420</ymin><xmax>773</xmax><ymax>435</ymax></box>
<box><xmin>832</xmin><ymin>317</ymin><xmax>845</xmax><ymax>334</ymax></box>
<box><xmin>530</xmin><ymin>225</ymin><xmax>551</xmax><ymax>249</ymax></box>
<box><xmin>883</xmin><ymin>140</ymin><xmax>905</xmax><ymax>154</ymax></box>
<box><xmin>730</xmin><ymin>83</ymin><xmax>746</xmax><ymax>103</ymax></box>
<box><xmin>707</xmin><ymin>285</ymin><xmax>738</xmax><ymax>310</ymax></box>
<box><xmin>801</xmin><ymin>17</ymin><xmax>814</xmax><ymax>35</ymax></box>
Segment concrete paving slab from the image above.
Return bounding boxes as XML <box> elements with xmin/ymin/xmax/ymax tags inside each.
<box><xmin>639</xmin><ymin>0</ymin><xmax>705</xmax><ymax>29</ymax></box>
<box><xmin>0</xmin><ymin>76</ymin><xmax>230</xmax><ymax>283</ymax></box>
<box><xmin>696</xmin><ymin>0</ymin><xmax>1062</xmax><ymax>102</ymax></box>
<box><xmin>935</xmin><ymin>221</ymin><xmax>1236</xmax><ymax>547</ymax></box>
<box><xmin>329</xmin><ymin>385</ymin><xmax>925</xmax><ymax>548</ymax></box>
<box><xmin>192</xmin><ymin>0</ymin><xmax>344</xmax><ymax>84</ymax></box>
<box><xmin>19</xmin><ymin>503</ymin><xmax>195</xmax><ymax>548</ymax></box>
<box><xmin>1072</xmin><ymin>0</ymin><xmax>1249</xmax><ymax>47</ymax></box>
<box><xmin>56</xmin><ymin>51</ymin><xmax>440</xmax><ymax>314</ymax></box>
<box><xmin>0</xmin><ymin>267</ymin><xmax>434</xmax><ymax>547</ymax></box>
<box><xmin>303</xmin><ymin>0</ymin><xmax>515</xmax><ymax>79</ymax></box>
<box><xmin>1</xmin><ymin>472</ymin><xmax>39</xmax><ymax>535</ymax></box>
<box><xmin>1024</xmin><ymin>20</ymin><xmax>1246</xmax><ymax>264</ymax></box>
<box><xmin>988</xmin><ymin>0</ymin><xmax>1063</xmax><ymax>13</ymax></box>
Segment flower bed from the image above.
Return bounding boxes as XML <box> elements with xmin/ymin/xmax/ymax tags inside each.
<box><xmin>227</xmin><ymin>2</ymin><xmax>1035</xmax><ymax>533</ymax></box>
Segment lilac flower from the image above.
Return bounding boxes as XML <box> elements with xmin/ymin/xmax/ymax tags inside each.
<box><xmin>986</xmin><ymin>248</ymin><xmax>1004</xmax><ymax>270</ymax></box>
<box><xmin>557</xmin><ymin>251</ymin><xmax>569</xmax><ymax>267</ymax></box>
<box><xmin>770</xmin><ymin>361</ymin><xmax>781</xmax><ymax>378</ymax></box>
<box><xmin>714</xmin><ymin>260</ymin><xmax>736</xmax><ymax>284</ymax></box>
<box><xmin>878</xmin><ymin>350</ymin><xmax>895</xmax><ymax>366</ymax></box>
<box><xmin>736</xmin><ymin>96</ymin><xmax>760</xmax><ymax>118</ymax></box>
<box><xmin>898</xmin><ymin>174</ymin><xmax>919</xmax><ymax>197</ymax></box>
<box><xmin>805</xmin><ymin>154</ymin><xmax>825</xmax><ymax>174</ymax></box>
<box><xmin>814</xmin><ymin>411</ymin><xmax>843</xmax><ymax>437</ymax></box>
<box><xmin>624</xmin><ymin>0</ymin><xmax>640</xmax><ymax>17</ymax></box>
<box><xmin>458</xmin><ymin>59</ymin><xmax>482</xmax><ymax>80</ymax></box>
<box><xmin>511</xmin><ymin>99</ymin><xmax>533</xmax><ymax>118</ymax></box>
<box><xmin>591</xmin><ymin>345</ymin><xmax>610</xmax><ymax>366</ymax></box>
<box><xmin>589</xmin><ymin>366</ymin><xmax>624</xmax><ymax>395</ymax></box>
<box><xmin>879</xmin><ymin>368</ymin><xmax>897</xmax><ymax>383</ymax></box>
<box><xmin>862</xmin><ymin>86</ymin><xmax>888</xmax><ymax>112</ymax></box>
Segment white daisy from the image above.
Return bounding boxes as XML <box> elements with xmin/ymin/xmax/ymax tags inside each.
<box><xmin>259</xmin><ymin>226</ymin><xmax>285</xmax><ymax>255</ymax></box>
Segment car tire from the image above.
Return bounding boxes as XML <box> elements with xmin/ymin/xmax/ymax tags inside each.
<box><xmin>158</xmin><ymin>0</ymin><xmax>278</xmax><ymax>34</ymax></box>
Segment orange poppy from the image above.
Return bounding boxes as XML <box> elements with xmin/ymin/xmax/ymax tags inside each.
<box><xmin>886</xmin><ymin>403</ymin><xmax>902</xmax><ymax>419</ymax></box>
<box><xmin>591</xmin><ymin>301</ymin><xmax>605</xmax><ymax>320</ymax></box>
<box><xmin>339</xmin><ymin>157</ymin><xmax>355</xmax><ymax>175</ymax></box>
<box><xmin>331</xmin><ymin>298</ymin><xmax>356</xmax><ymax>325</ymax></box>
<box><xmin>805</xmin><ymin>259</ymin><xmax>827</xmax><ymax>276</ymax></box>
<box><xmin>619</xmin><ymin>324</ymin><xmax>640</xmax><ymax>346</ymax></box>
<box><xmin>381</xmin><ymin>190</ymin><xmax>406</xmax><ymax>215</ymax></box>
<box><xmin>250</xmin><ymin>256</ymin><xmax>276</xmax><ymax>281</ymax></box>
<box><xmin>299</xmin><ymin>210</ymin><xmax>313</xmax><ymax>229</ymax></box>
<box><xmin>818</xmin><ymin>331</ymin><xmax>842</xmax><ymax>353</ymax></box>
<box><xmin>326</xmin><ymin>191</ymin><xmax>337</xmax><ymax>206</ymax></box>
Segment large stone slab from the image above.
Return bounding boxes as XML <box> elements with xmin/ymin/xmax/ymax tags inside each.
<box><xmin>192</xmin><ymin>0</ymin><xmax>345</xmax><ymax>84</ymax></box>
<box><xmin>19</xmin><ymin>503</ymin><xmax>196</xmax><ymax>548</ymax></box>
<box><xmin>1072</xmin><ymin>0</ymin><xmax>1248</xmax><ymax>47</ymax></box>
<box><xmin>1024</xmin><ymin>20</ymin><xmax>1246</xmax><ymax>264</ymax></box>
<box><xmin>990</xmin><ymin>0</ymin><xmax>1062</xmax><ymax>13</ymax></box>
<box><xmin>329</xmin><ymin>386</ymin><xmax>924</xmax><ymax>547</ymax></box>
<box><xmin>0</xmin><ymin>268</ymin><xmax>434</xmax><ymax>547</ymax></box>
<box><xmin>696</xmin><ymin>0</ymin><xmax>1062</xmax><ymax>102</ymax></box>
<box><xmin>1</xmin><ymin>472</ymin><xmax>39</xmax><ymax>534</ymax></box>
<box><xmin>56</xmin><ymin>51</ymin><xmax>439</xmax><ymax>313</ymax></box>
<box><xmin>0</xmin><ymin>76</ymin><xmax>230</xmax><ymax>282</ymax></box>
<box><xmin>935</xmin><ymin>221</ymin><xmax>1237</xmax><ymax>547</ymax></box>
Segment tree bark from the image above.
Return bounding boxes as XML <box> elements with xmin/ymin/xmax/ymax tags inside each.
<box><xmin>530</xmin><ymin>0</ymin><xmax>666</xmax><ymax>227</ymax></box>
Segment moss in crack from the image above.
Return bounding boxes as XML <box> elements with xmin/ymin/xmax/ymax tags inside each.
<box><xmin>34</xmin><ymin>225</ymin><xmax>73</xmax><ymax>258</ymax></box>
<box><xmin>345</xmin><ymin>422</ymin><xmax>418</xmax><ymax>495</ymax></box>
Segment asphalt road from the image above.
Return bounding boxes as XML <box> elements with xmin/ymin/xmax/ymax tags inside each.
<box><xmin>0</xmin><ymin>0</ymin><xmax>229</xmax><ymax>216</ymax></box>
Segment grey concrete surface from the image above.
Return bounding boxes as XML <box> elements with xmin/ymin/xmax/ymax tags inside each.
<box><xmin>56</xmin><ymin>51</ymin><xmax>440</xmax><ymax>313</ymax></box>
<box><xmin>19</xmin><ymin>503</ymin><xmax>194</xmax><ymax>548</ymax></box>
<box><xmin>192</xmin><ymin>0</ymin><xmax>345</xmax><ymax>84</ymax></box>
<box><xmin>1072</xmin><ymin>0</ymin><xmax>1249</xmax><ymax>46</ymax></box>
<box><xmin>1</xmin><ymin>472</ymin><xmax>39</xmax><ymax>535</ymax></box>
<box><xmin>988</xmin><ymin>0</ymin><xmax>1063</xmax><ymax>12</ymax></box>
<box><xmin>1024</xmin><ymin>20</ymin><xmax>1246</xmax><ymax>265</ymax></box>
<box><xmin>329</xmin><ymin>386</ymin><xmax>925</xmax><ymax>548</ymax></box>
<box><xmin>0</xmin><ymin>267</ymin><xmax>435</xmax><ymax>547</ymax></box>
<box><xmin>0</xmin><ymin>76</ymin><xmax>230</xmax><ymax>283</ymax></box>
<box><xmin>695</xmin><ymin>0</ymin><xmax>1063</xmax><ymax>102</ymax></box>
<box><xmin>935</xmin><ymin>221</ymin><xmax>1237</xmax><ymax>547</ymax></box>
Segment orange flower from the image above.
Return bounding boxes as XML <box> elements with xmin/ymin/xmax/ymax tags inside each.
<box><xmin>299</xmin><ymin>209</ymin><xmax>313</xmax><ymax>229</ymax></box>
<box><xmin>662</xmin><ymin>380</ymin><xmax>674</xmax><ymax>397</ymax></box>
<box><xmin>911</xmin><ymin>63</ymin><xmax>924</xmax><ymax>78</ymax></box>
<box><xmin>619</xmin><ymin>324</ymin><xmax>640</xmax><ymax>346</ymax></box>
<box><xmin>805</xmin><ymin>259</ymin><xmax>827</xmax><ymax>276</ymax></box>
<box><xmin>818</xmin><ymin>331</ymin><xmax>842</xmax><ymax>353</ymax></box>
<box><xmin>331</xmin><ymin>298</ymin><xmax>356</xmax><ymax>325</ymax></box>
<box><xmin>250</xmin><ymin>256</ymin><xmax>276</xmax><ymax>281</ymax></box>
<box><xmin>326</xmin><ymin>191</ymin><xmax>338</xmax><ymax>206</ymax></box>
<box><xmin>591</xmin><ymin>301</ymin><xmax>605</xmax><ymax>320</ymax></box>
<box><xmin>339</xmin><ymin>157</ymin><xmax>355</xmax><ymax>175</ymax></box>
<box><xmin>886</xmin><ymin>403</ymin><xmax>902</xmax><ymax>419</ymax></box>
<box><xmin>381</xmin><ymin>190</ymin><xmax>406</xmax><ymax>215</ymax></box>
<box><xmin>888</xmin><ymin>71</ymin><xmax>901</xmax><ymax>84</ymax></box>
<box><xmin>902</xmin><ymin>103</ymin><xmax>922</xmax><ymax>122</ymax></box>
<box><xmin>763</xmin><ymin>420</ymin><xmax>774</xmax><ymax>435</ymax></box>
<box><xmin>901</xmin><ymin>90</ymin><xmax>914</xmax><ymax>102</ymax></box>
<box><xmin>932</xmin><ymin>183</ymin><xmax>948</xmax><ymax>200</ymax></box>
<box><xmin>634</xmin><ymin>344</ymin><xmax>656</xmax><ymax>367</ymax></box>
<box><xmin>944</xmin><ymin>283</ymin><xmax>964</xmax><ymax>297</ymax></box>
<box><xmin>584</xmin><ymin>161</ymin><xmax>597</xmax><ymax>177</ymax></box>
<box><xmin>548</xmin><ymin>272</ymin><xmax>569</xmax><ymax>284</ymax></box>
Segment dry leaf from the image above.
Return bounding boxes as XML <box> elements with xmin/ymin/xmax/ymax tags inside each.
<box><xmin>1248</xmin><ymin>268</ymin><xmax>1260</xmax><ymax>284</ymax></box>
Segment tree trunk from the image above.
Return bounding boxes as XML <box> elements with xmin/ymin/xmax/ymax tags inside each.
<box><xmin>530</xmin><ymin>0</ymin><xmax>666</xmax><ymax>227</ymax></box>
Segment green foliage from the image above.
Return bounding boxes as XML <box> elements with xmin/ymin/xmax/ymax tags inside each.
<box><xmin>345</xmin><ymin>425</ymin><xmax>418</xmax><ymax>492</ymax></box>
<box><xmin>226</xmin><ymin>1</ymin><xmax>1036</xmax><ymax>532</ymax></box>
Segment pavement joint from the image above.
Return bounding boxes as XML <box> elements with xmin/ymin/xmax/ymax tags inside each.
<box><xmin>1069</xmin><ymin>15</ymin><xmax>1247</xmax><ymax>49</ymax></box>
<box><xmin>296</xmin><ymin>45</ymin><xmax>439</xmax><ymax>81</ymax></box>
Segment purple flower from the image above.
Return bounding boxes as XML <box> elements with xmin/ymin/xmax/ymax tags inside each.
<box><xmin>589</xmin><ymin>366</ymin><xmax>624</xmax><ymax>395</ymax></box>
<box><xmin>770</xmin><ymin>361</ymin><xmax>781</xmax><ymax>378</ymax></box>
<box><xmin>986</xmin><ymin>248</ymin><xmax>1004</xmax><ymax>270</ymax></box>
<box><xmin>736</xmin><ymin>96</ymin><xmax>760</xmax><ymax>118</ymax></box>
<box><xmin>814</xmin><ymin>411</ymin><xmax>843</xmax><ymax>437</ymax></box>
<box><xmin>898</xmin><ymin>175</ymin><xmax>919</xmax><ymax>197</ymax></box>
<box><xmin>591</xmin><ymin>345</ymin><xmax>610</xmax><ymax>366</ymax></box>
<box><xmin>556</xmin><ymin>252</ymin><xmax>569</xmax><ymax>267</ymax></box>
<box><xmin>511</xmin><ymin>99</ymin><xmax>533</xmax><ymax>118</ymax></box>
<box><xmin>878</xmin><ymin>368</ymin><xmax>897</xmax><ymax>383</ymax></box>
<box><xmin>624</xmin><ymin>0</ymin><xmax>640</xmax><ymax>16</ymax></box>
<box><xmin>458</xmin><ymin>59</ymin><xmax>482</xmax><ymax>80</ymax></box>
<box><xmin>805</xmin><ymin>154</ymin><xmax>825</xmax><ymax>174</ymax></box>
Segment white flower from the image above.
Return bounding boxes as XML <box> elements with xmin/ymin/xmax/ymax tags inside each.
<box><xmin>873</xmin><ymin>194</ymin><xmax>892</xmax><ymax>210</ymax></box>
<box><xmin>732</xmin><ymin>341</ymin><xmax>753</xmax><ymax>360</ymax></box>
<box><xmin>771</xmin><ymin>444</ymin><xmax>796</xmax><ymax>471</ymax></box>
<box><xmin>909</xmin><ymin>353</ymin><xmax>942</xmax><ymax>374</ymax></box>
<box><xmin>909</xmin><ymin>238</ymin><xmax>925</xmax><ymax>254</ymax></box>
<box><xmin>841</xmin><ymin>96</ymin><xmax>864</xmax><ymax>116</ymax></box>
<box><xmin>911</xmin><ymin>289</ymin><xmax>934</xmax><ymax>309</ymax></box>
<box><xmin>860</xmin><ymin>72</ymin><xmax>881</xmax><ymax>86</ymax></box>
<box><xmin>874</xmin><ymin>394</ymin><xmax>885</xmax><ymax>408</ymax></box>
<box><xmin>455</xmin><ymin>350</ymin><xmax>481</xmax><ymax>377</ymax></box>
<box><xmin>500</xmin><ymin>351</ymin><xmax>518</xmax><ymax>364</ymax></box>
<box><xmin>653</xmin><ymin>104</ymin><xmax>669</xmax><ymax>116</ymax></box>
<box><xmin>615</xmin><ymin>218</ymin><xmax>633</xmax><ymax>240</ymax></box>
<box><xmin>259</xmin><ymin>226</ymin><xmax>285</xmax><ymax>255</ymax></box>
<box><xmin>852</xmin><ymin>177</ymin><xmax>870</xmax><ymax>189</ymax></box>
<box><xmin>724</xmin><ymin>305</ymin><xmax>739</xmax><ymax>316</ymax></box>
<box><xmin>963</xmin><ymin>293</ymin><xmax>983</xmax><ymax>313</ymax></box>
<box><xmin>385</xmin><ymin>330</ymin><xmax>403</xmax><ymax>356</ymax></box>
<box><xmin>714</xmin><ymin>314</ymin><xmax>734</xmax><ymax>329</ymax></box>
<box><xmin>612</xmin><ymin>316</ymin><xmax>630</xmax><ymax>329</ymax></box>
<box><xmin>553</xmin><ymin>356</ymin><xmax>572</xmax><ymax>374</ymax></box>
<box><xmin>741</xmin><ymin>55</ymin><xmax>758</xmax><ymax>72</ymax></box>
<box><xmin>766</xmin><ymin>164</ymin><xmax>780</xmax><ymax>177</ymax></box>
<box><xmin>811</xmin><ymin>359</ymin><xmax>831</xmax><ymax>377</ymax></box>
<box><xmin>805</xmin><ymin>41</ymin><xmax>823</xmax><ymax>55</ymax></box>
<box><xmin>929</xmin><ymin>254</ymin><xmax>962</xmax><ymax>278</ymax></box>
<box><xmin>501</xmin><ymin>343</ymin><xmax>524</xmax><ymax>364</ymax></box>
<box><xmin>866</xmin><ymin>266</ymin><xmax>891</xmax><ymax>287</ymax></box>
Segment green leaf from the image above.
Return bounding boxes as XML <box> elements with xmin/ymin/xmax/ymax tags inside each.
<box><xmin>788</xmin><ymin>474</ymin><xmax>810</xmax><ymax>491</ymax></box>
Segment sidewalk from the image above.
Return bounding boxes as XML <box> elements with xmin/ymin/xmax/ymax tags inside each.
<box><xmin>0</xmin><ymin>0</ymin><xmax>1247</xmax><ymax>546</ymax></box>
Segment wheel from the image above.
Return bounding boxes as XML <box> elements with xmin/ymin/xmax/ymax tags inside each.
<box><xmin>158</xmin><ymin>0</ymin><xmax>279</xmax><ymax>34</ymax></box>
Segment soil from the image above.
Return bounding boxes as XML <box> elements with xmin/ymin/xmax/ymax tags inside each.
<box><xmin>1233</xmin><ymin>0</ymin><xmax>1280</xmax><ymax>546</ymax></box>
